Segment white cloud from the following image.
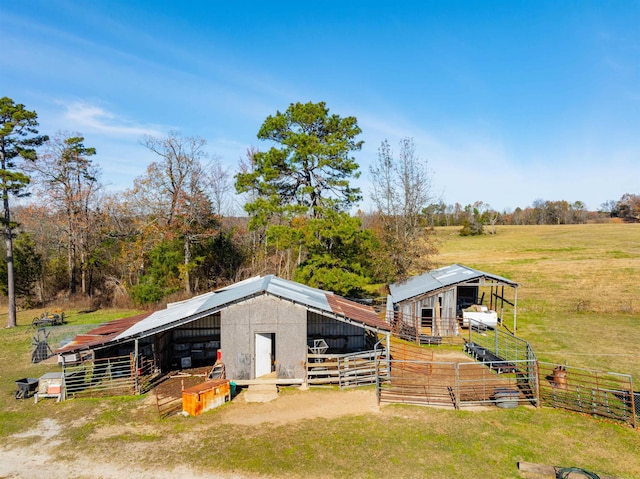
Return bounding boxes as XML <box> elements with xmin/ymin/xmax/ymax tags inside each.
<box><xmin>60</xmin><ymin>101</ymin><xmax>165</xmax><ymax>138</ymax></box>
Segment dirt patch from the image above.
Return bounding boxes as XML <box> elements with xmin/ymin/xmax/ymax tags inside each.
<box><xmin>0</xmin><ymin>442</ymin><xmax>247</xmax><ymax>479</ymax></box>
<box><xmin>0</xmin><ymin>387</ymin><xmax>381</xmax><ymax>479</ymax></box>
<box><xmin>1</xmin><ymin>417</ymin><xmax>226</xmax><ymax>479</ymax></box>
<box><xmin>215</xmin><ymin>387</ymin><xmax>379</xmax><ymax>426</ymax></box>
<box><xmin>430</xmin><ymin>348</ymin><xmax>474</xmax><ymax>362</ymax></box>
<box><xmin>153</xmin><ymin>366</ymin><xmax>212</xmax><ymax>398</ymax></box>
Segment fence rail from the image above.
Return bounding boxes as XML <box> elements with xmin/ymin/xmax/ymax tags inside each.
<box><xmin>155</xmin><ymin>388</ymin><xmax>183</xmax><ymax>418</ymax></box>
<box><xmin>539</xmin><ymin>362</ymin><xmax>637</xmax><ymax>428</ymax></box>
<box><xmin>465</xmin><ymin>322</ymin><xmax>538</xmax><ymax>403</ymax></box>
<box><xmin>63</xmin><ymin>354</ymin><xmax>159</xmax><ymax>398</ymax></box>
<box><xmin>154</xmin><ymin>374</ymin><xmax>208</xmax><ymax>418</ymax></box>
<box><xmin>390</xmin><ymin>312</ymin><xmax>462</xmax><ymax>345</ymax></box>
<box><xmin>377</xmin><ymin>358</ymin><xmax>538</xmax><ymax>409</ymax></box>
<box><xmin>307</xmin><ymin>350</ymin><xmax>388</xmax><ymax>388</ymax></box>
<box><xmin>467</xmin><ymin>322</ymin><xmax>535</xmax><ymax>364</ymax></box>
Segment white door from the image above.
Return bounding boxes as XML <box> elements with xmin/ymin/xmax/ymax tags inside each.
<box><xmin>255</xmin><ymin>333</ymin><xmax>273</xmax><ymax>377</ymax></box>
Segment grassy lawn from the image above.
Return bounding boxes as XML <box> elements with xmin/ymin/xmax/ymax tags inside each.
<box><xmin>1</xmin><ymin>224</ymin><xmax>639</xmax><ymax>478</ymax></box>
<box><xmin>435</xmin><ymin>223</ymin><xmax>640</xmax><ymax>380</ymax></box>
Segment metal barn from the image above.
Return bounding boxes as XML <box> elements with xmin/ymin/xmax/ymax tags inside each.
<box><xmin>57</xmin><ymin>275</ymin><xmax>390</xmax><ymax>385</ymax></box>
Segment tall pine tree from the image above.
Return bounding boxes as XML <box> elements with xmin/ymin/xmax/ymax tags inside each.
<box><xmin>0</xmin><ymin>97</ymin><xmax>47</xmax><ymax>327</ymax></box>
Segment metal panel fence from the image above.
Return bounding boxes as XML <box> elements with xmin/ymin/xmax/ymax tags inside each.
<box><xmin>539</xmin><ymin>362</ymin><xmax>637</xmax><ymax>428</ymax></box>
<box><xmin>389</xmin><ymin>312</ymin><xmax>461</xmax><ymax>345</ymax></box>
<box><xmin>306</xmin><ymin>350</ymin><xmax>388</xmax><ymax>388</ymax></box>
<box><xmin>376</xmin><ymin>358</ymin><xmax>538</xmax><ymax>409</ymax></box>
<box><xmin>465</xmin><ymin>322</ymin><xmax>538</xmax><ymax>404</ymax></box>
<box><xmin>63</xmin><ymin>355</ymin><xmax>158</xmax><ymax>398</ymax></box>
<box><xmin>466</xmin><ymin>322</ymin><xmax>535</xmax><ymax>364</ymax></box>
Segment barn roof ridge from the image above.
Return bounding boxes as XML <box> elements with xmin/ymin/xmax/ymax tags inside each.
<box><xmin>388</xmin><ymin>263</ymin><xmax>518</xmax><ymax>304</ymax></box>
<box><xmin>60</xmin><ymin>275</ymin><xmax>387</xmax><ymax>350</ymax></box>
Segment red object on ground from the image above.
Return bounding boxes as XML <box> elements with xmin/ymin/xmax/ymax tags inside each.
<box><xmin>182</xmin><ymin>379</ymin><xmax>230</xmax><ymax>416</ymax></box>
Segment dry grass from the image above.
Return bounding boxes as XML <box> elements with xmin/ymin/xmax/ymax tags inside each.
<box><xmin>1</xmin><ymin>225</ymin><xmax>640</xmax><ymax>478</ymax></box>
<box><xmin>433</xmin><ymin>223</ymin><xmax>640</xmax><ymax>380</ymax></box>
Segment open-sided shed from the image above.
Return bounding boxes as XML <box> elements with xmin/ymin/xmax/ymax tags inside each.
<box><xmin>58</xmin><ymin>275</ymin><xmax>390</xmax><ymax>383</ymax></box>
<box><xmin>386</xmin><ymin>264</ymin><xmax>519</xmax><ymax>338</ymax></box>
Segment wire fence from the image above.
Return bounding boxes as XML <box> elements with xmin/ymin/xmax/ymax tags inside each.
<box><xmin>63</xmin><ymin>354</ymin><xmax>159</xmax><ymax>398</ymax></box>
<box><xmin>377</xmin><ymin>358</ymin><xmax>538</xmax><ymax>409</ymax></box>
<box><xmin>539</xmin><ymin>362</ymin><xmax>637</xmax><ymax>428</ymax></box>
<box><xmin>466</xmin><ymin>321</ymin><xmax>536</xmax><ymax>364</ymax></box>
<box><xmin>465</xmin><ymin>321</ymin><xmax>538</xmax><ymax>402</ymax></box>
<box><xmin>31</xmin><ymin>323</ymin><xmax>100</xmax><ymax>363</ymax></box>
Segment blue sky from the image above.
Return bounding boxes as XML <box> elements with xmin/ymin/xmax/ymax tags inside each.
<box><xmin>1</xmin><ymin>1</ymin><xmax>639</xmax><ymax>212</ymax></box>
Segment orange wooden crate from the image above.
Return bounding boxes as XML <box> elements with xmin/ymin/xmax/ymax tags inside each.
<box><xmin>47</xmin><ymin>385</ymin><xmax>62</xmax><ymax>394</ymax></box>
<box><xmin>182</xmin><ymin>379</ymin><xmax>230</xmax><ymax>416</ymax></box>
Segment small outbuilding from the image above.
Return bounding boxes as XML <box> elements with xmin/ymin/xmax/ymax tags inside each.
<box><xmin>386</xmin><ymin>264</ymin><xmax>519</xmax><ymax>339</ymax></box>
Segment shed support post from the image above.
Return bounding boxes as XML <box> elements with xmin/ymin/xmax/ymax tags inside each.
<box><xmin>134</xmin><ymin>338</ymin><xmax>139</xmax><ymax>395</ymax></box>
<box><xmin>386</xmin><ymin>333</ymin><xmax>390</xmax><ymax>361</ymax></box>
<box><xmin>630</xmin><ymin>377</ymin><xmax>637</xmax><ymax>429</ymax></box>
<box><xmin>513</xmin><ymin>287</ymin><xmax>518</xmax><ymax>335</ymax></box>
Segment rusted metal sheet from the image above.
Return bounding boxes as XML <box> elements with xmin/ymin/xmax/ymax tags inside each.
<box><xmin>325</xmin><ymin>294</ymin><xmax>389</xmax><ymax>331</ymax></box>
<box><xmin>182</xmin><ymin>379</ymin><xmax>230</xmax><ymax>416</ymax></box>
<box><xmin>55</xmin><ymin>313</ymin><xmax>152</xmax><ymax>354</ymax></box>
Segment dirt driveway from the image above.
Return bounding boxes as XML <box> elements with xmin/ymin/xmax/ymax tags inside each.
<box><xmin>0</xmin><ymin>387</ymin><xmax>380</xmax><ymax>479</ymax></box>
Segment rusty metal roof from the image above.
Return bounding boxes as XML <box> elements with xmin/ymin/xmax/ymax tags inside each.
<box><xmin>84</xmin><ymin>275</ymin><xmax>391</xmax><ymax>346</ymax></box>
<box><xmin>389</xmin><ymin>263</ymin><xmax>518</xmax><ymax>304</ymax></box>
<box><xmin>55</xmin><ymin>312</ymin><xmax>152</xmax><ymax>354</ymax></box>
<box><xmin>325</xmin><ymin>293</ymin><xmax>389</xmax><ymax>331</ymax></box>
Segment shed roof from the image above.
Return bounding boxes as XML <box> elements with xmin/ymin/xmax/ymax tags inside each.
<box><xmin>56</xmin><ymin>312</ymin><xmax>152</xmax><ymax>354</ymax></box>
<box><xmin>107</xmin><ymin>275</ymin><xmax>388</xmax><ymax>344</ymax></box>
<box><xmin>389</xmin><ymin>264</ymin><xmax>518</xmax><ymax>304</ymax></box>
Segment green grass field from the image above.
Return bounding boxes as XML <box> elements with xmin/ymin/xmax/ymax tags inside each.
<box><xmin>0</xmin><ymin>224</ymin><xmax>639</xmax><ymax>478</ymax></box>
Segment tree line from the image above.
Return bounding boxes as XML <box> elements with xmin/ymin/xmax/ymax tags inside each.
<box><xmin>423</xmin><ymin>196</ymin><xmax>636</xmax><ymax>236</ymax></box>
<box><xmin>1</xmin><ymin>97</ymin><xmax>635</xmax><ymax>326</ymax></box>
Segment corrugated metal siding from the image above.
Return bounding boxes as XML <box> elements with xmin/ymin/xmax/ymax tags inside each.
<box><xmin>172</xmin><ymin>313</ymin><xmax>221</xmax><ymax>340</ymax></box>
<box><xmin>307</xmin><ymin>311</ymin><xmax>366</xmax><ymax>352</ymax></box>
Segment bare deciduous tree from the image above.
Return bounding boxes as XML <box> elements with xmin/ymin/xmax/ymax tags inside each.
<box><xmin>139</xmin><ymin>132</ymin><xmax>208</xmax><ymax>227</ymax></box>
<box><xmin>27</xmin><ymin>132</ymin><xmax>100</xmax><ymax>295</ymax></box>
<box><xmin>203</xmin><ymin>156</ymin><xmax>233</xmax><ymax>217</ymax></box>
<box><xmin>133</xmin><ymin>132</ymin><xmax>223</xmax><ymax>294</ymax></box>
<box><xmin>369</xmin><ymin>137</ymin><xmax>437</xmax><ymax>280</ymax></box>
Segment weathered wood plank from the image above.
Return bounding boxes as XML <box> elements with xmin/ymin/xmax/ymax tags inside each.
<box><xmin>517</xmin><ymin>461</ymin><xmax>622</xmax><ymax>479</ymax></box>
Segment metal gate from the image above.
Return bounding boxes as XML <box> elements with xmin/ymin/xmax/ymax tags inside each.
<box><xmin>376</xmin><ymin>358</ymin><xmax>538</xmax><ymax>409</ymax></box>
<box><xmin>538</xmin><ymin>362</ymin><xmax>637</xmax><ymax>428</ymax></box>
<box><xmin>63</xmin><ymin>354</ymin><xmax>158</xmax><ymax>398</ymax></box>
